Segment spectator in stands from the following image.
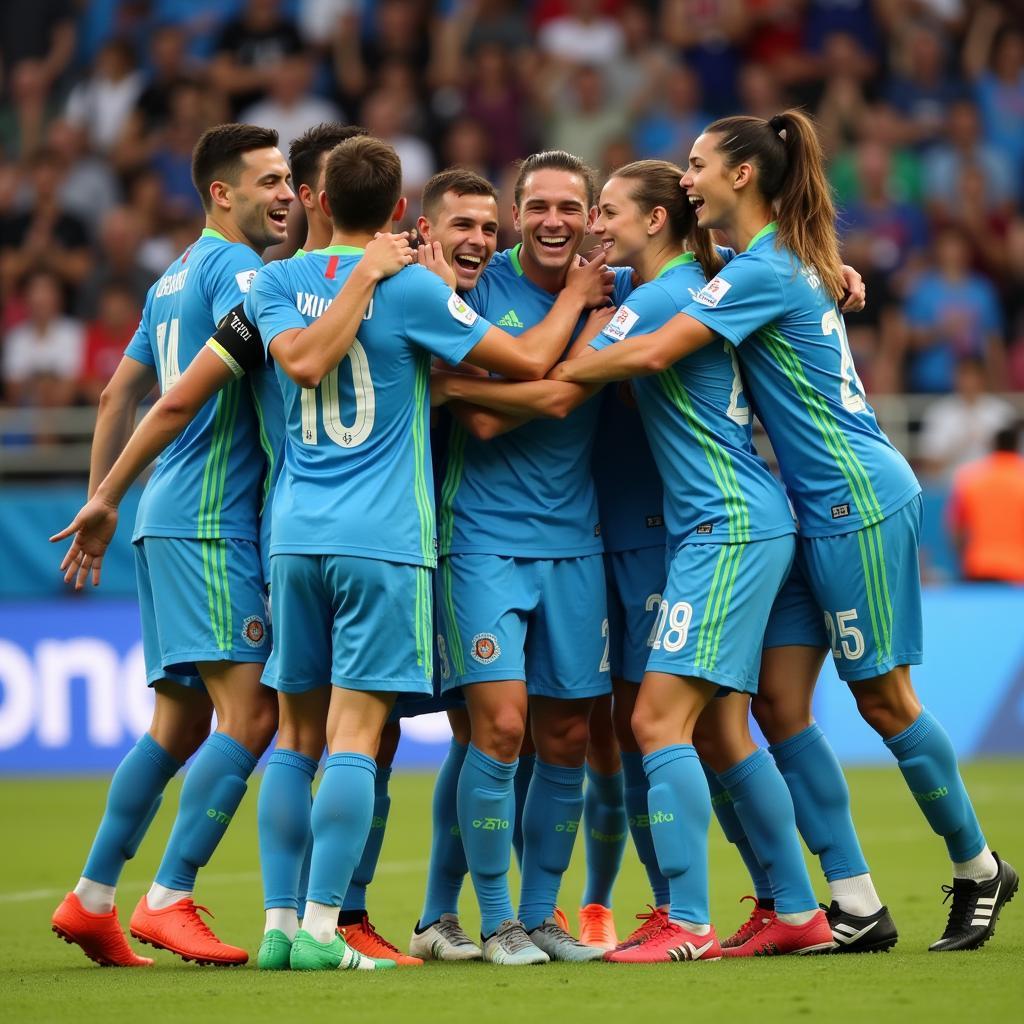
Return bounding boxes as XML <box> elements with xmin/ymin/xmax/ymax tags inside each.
<box><xmin>0</xmin><ymin>0</ymin><xmax>76</xmax><ymax>95</ymax></box>
<box><xmin>441</xmin><ymin>118</ymin><xmax>493</xmax><ymax>181</ymax></box>
<box><xmin>633</xmin><ymin>62</ymin><xmax>710</xmax><ymax>163</ymax></box>
<box><xmin>538</xmin><ymin>0</ymin><xmax>625</xmax><ymax>66</ymax></box>
<box><xmin>903</xmin><ymin>225</ymin><xmax>1006</xmax><ymax>394</ymax></box>
<box><xmin>2</xmin><ymin>269</ymin><xmax>83</xmax><ymax>409</ymax></box>
<box><xmin>920</xmin><ymin>356</ymin><xmax>1016</xmax><ymax>478</ymax></box>
<box><xmin>947</xmin><ymin>421</ymin><xmax>1024</xmax><ymax>583</ymax></box>
<box><xmin>46</xmin><ymin>118</ymin><xmax>120</xmax><ymax>238</ymax></box>
<box><xmin>134</xmin><ymin>24</ymin><xmax>198</xmax><ymax>132</ymax></box>
<box><xmin>76</xmin><ymin>207</ymin><xmax>156</xmax><ymax>320</ymax></box>
<box><xmin>460</xmin><ymin>44</ymin><xmax>534</xmax><ymax>173</ymax></box>
<box><xmin>64</xmin><ymin>38</ymin><xmax>144</xmax><ymax>153</ymax></box>
<box><xmin>605</xmin><ymin>2</ymin><xmax>673</xmax><ymax>115</ymax></box>
<box><xmin>0</xmin><ymin>59</ymin><xmax>63</xmax><ymax>160</ymax></box>
<box><xmin>361</xmin><ymin>87</ymin><xmax>435</xmax><ymax>202</ymax></box>
<box><xmin>539</xmin><ymin>63</ymin><xmax>630</xmax><ymax>169</ymax></box>
<box><xmin>78</xmin><ymin>281</ymin><xmax>142</xmax><ymax>405</ymax></box>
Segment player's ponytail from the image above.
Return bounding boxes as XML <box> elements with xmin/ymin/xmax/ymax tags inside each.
<box><xmin>611</xmin><ymin>159</ymin><xmax>723</xmax><ymax>278</ymax></box>
<box><xmin>705</xmin><ymin>109</ymin><xmax>844</xmax><ymax>301</ymax></box>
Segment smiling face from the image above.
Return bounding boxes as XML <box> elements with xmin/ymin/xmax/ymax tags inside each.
<box><xmin>680</xmin><ymin>132</ymin><xmax>739</xmax><ymax>233</ymax></box>
<box><xmin>592</xmin><ymin>175</ymin><xmax>652</xmax><ymax>267</ymax></box>
<box><xmin>421</xmin><ymin>189</ymin><xmax>500</xmax><ymax>291</ymax></box>
<box><xmin>513</xmin><ymin>167</ymin><xmax>593</xmax><ymax>275</ymax></box>
<box><xmin>227</xmin><ymin>147</ymin><xmax>294</xmax><ymax>251</ymax></box>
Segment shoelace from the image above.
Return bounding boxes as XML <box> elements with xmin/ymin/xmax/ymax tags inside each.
<box><xmin>180</xmin><ymin>901</ymin><xmax>219</xmax><ymax>941</ymax></box>
<box><xmin>628</xmin><ymin>906</ymin><xmax>668</xmax><ymax>943</ymax></box>
<box><xmin>434</xmin><ymin>918</ymin><xmax>472</xmax><ymax>945</ymax></box>
<box><xmin>730</xmin><ymin>896</ymin><xmax>772</xmax><ymax>943</ymax></box>
<box><xmin>939</xmin><ymin>883</ymin><xmax>974</xmax><ymax>937</ymax></box>
<box><xmin>538</xmin><ymin>920</ymin><xmax>582</xmax><ymax>944</ymax></box>
<box><xmin>359</xmin><ymin>917</ymin><xmax>402</xmax><ymax>955</ymax></box>
<box><xmin>497</xmin><ymin>922</ymin><xmax>535</xmax><ymax>953</ymax></box>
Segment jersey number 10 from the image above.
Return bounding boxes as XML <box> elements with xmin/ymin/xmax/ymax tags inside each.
<box><xmin>299</xmin><ymin>341</ymin><xmax>376</xmax><ymax>448</ymax></box>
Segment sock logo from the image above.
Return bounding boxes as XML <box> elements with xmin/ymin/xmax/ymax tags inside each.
<box><xmin>710</xmin><ymin>790</ymin><xmax>734</xmax><ymax>807</ymax></box>
<box><xmin>590</xmin><ymin>828</ymin><xmax>628</xmax><ymax>843</ymax></box>
<box><xmin>206</xmin><ymin>808</ymin><xmax>232</xmax><ymax>825</ymax></box>
<box><xmin>629</xmin><ymin>813</ymin><xmax>650</xmax><ymax>829</ymax></box>
<box><xmin>370</xmin><ymin>815</ymin><xmax>387</xmax><ymax>829</ymax></box>
<box><xmin>913</xmin><ymin>786</ymin><xmax>949</xmax><ymax>803</ymax></box>
<box><xmin>648</xmin><ymin>810</ymin><xmax>675</xmax><ymax>825</ymax></box>
<box><xmin>472</xmin><ymin>817</ymin><xmax>509</xmax><ymax>830</ymax></box>
<box><xmin>554</xmin><ymin>819</ymin><xmax>580</xmax><ymax>833</ymax></box>
<box><xmin>449</xmin><ymin>824</ymin><xmax>462</xmax><ymax>837</ymax></box>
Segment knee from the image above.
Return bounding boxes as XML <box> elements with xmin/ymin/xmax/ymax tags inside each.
<box><xmin>536</xmin><ymin>715</ymin><xmax>590</xmax><ymax>767</ymax></box>
<box><xmin>630</xmin><ymin>703</ymin><xmax>660</xmax><ymax>754</ymax></box>
<box><xmin>448</xmin><ymin>707</ymin><xmax>471</xmax><ymax>746</ymax></box>
<box><xmin>751</xmin><ymin>693</ymin><xmax>812</xmax><ymax>746</ymax></box>
<box><xmin>852</xmin><ymin>680</ymin><xmax>921</xmax><ymax>739</ymax></box>
<box><xmin>612</xmin><ymin>695</ymin><xmax>639</xmax><ymax>751</ymax></box>
<box><xmin>222</xmin><ymin>688</ymin><xmax>279</xmax><ymax>755</ymax></box>
<box><xmin>478</xmin><ymin>708</ymin><xmax>525</xmax><ymax>762</ymax></box>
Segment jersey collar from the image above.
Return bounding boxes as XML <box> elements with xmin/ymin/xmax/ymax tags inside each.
<box><xmin>311</xmin><ymin>244</ymin><xmax>365</xmax><ymax>256</ymax></box>
<box><xmin>746</xmin><ymin>222</ymin><xmax>778</xmax><ymax>251</ymax></box>
<box><xmin>509</xmin><ymin>243</ymin><xmax>525</xmax><ymax>276</ymax></box>
<box><xmin>201</xmin><ymin>227</ymin><xmax>228</xmax><ymax>242</ymax></box>
<box><xmin>654</xmin><ymin>252</ymin><xmax>695</xmax><ymax>279</ymax></box>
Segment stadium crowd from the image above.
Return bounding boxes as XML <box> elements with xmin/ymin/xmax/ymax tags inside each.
<box><xmin>1</xmin><ymin>0</ymin><xmax>1023</xmax><ymax>471</ymax></box>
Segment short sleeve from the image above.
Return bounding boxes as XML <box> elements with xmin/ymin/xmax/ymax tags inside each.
<box><xmin>206</xmin><ymin>303</ymin><xmax>265</xmax><ymax>378</ymax></box>
<box><xmin>124</xmin><ymin>288</ymin><xmax>156</xmax><ymax>366</ymax></box>
<box><xmin>610</xmin><ymin>266</ymin><xmax>635</xmax><ymax>306</ymax></box>
<box><xmin>462</xmin><ymin>269</ymin><xmax>490</xmax><ymax>316</ymax></box>
<box><xmin>208</xmin><ymin>246</ymin><xmax>264</xmax><ymax>324</ymax></box>
<box><xmin>245</xmin><ymin>264</ymin><xmax>305</xmax><ymax>357</ymax></box>
<box><xmin>402</xmin><ymin>266</ymin><xmax>491</xmax><ymax>365</ymax></box>
<box><xmin>592</xmin><ymin>282</ymin><xmax>678</xmax><ymax>352</ymax></box>
<box><xmin>680</xmin><ymin>252</ymin><xmax>787</xmax><ymax>347</ymax></box>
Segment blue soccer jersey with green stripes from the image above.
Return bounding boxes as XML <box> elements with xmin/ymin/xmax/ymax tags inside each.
<box><xmin>245</xmin><ymin>247</ymin><xmax>490</xmax><ymax>568</ymax></box>
<box><xmin>682</xmin><ymin>223</ymin><xmax>921</xmax><ymax>537</ymax></box>
<box><xmin>125</xmin><ymin>229</ymin><xmax>265</xmax><ymax>542</ymax></box>
<box><xmin>441</xmin><ymin>245</ymin><xmax>634</xmax><ymax>558</ymax></box>
<box><xmin>593</xmin><ymin>254</ymin><xmax>795</xmax><ymax>550</ymax></box>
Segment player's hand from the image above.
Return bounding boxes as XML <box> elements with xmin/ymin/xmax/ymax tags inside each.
<box><xmin>840</xmin><ymin>263</ymin><xmax>866</xmax><ymax>314</ymax></box>
<box><xmin>417</xmin><ymin>241</ymin><xmax>457</xmax><ymax>290</ymax></box>
<box><xmin>50</xmin><ymin>496</ymin><xmax>120</xmax><ymax>591</ymax></box>
<box><xmin>566</xmin><ymin>251</ymin><xmax>614</xmax><ymax>308</ymax></box>
<box><xmin>365</xmin><ymin>231</ymin><xmax>414</xmax><ymax>281</ymax></box>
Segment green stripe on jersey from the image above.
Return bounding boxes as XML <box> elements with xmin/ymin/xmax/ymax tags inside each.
<box><xmin>438</xmin><ymin>425</ymin><xmax>467</xmax><ymax>558</ymax></box>
<box><xmin>250</xmin><ymin>380</ymin><xmax>274</xmax><ymax>513</ymax></box>
<box><xmin>411</xmin><ymin>354</ymin><xmax>435</xmax><ymax>566</ymax></box>
<box><xmin>441</xmin><ymin>558</ymin><xmax>465</xmax><ymax>677</ymax></box>
<box><xmin>658</xmin><ymin>368</ymin><xmax>750</xmax><ymax>542</ymax></box>
<box><xmin>197</xmin><ymin>380</ymin><xmax>240</xmax><ymax>539</ymax></box>
<box><xmin>760</xmin><ymin>326</ymin><xmax>884</xmax><ymax>527</ymax></box>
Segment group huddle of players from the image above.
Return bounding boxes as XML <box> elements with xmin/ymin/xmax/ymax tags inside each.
<box><xmin>48</xmin><ymin>116</ymin><xmax>1017</xmax><ymax>972</ymax></box>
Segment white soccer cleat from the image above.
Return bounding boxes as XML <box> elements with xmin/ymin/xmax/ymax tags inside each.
<box><xmin>481</xmin><ymin>919</ymin><xmax>550</xmax><ymax>965</ymax></box>
<box><xmin>409</xmin><ymin>913</ymin><xmax>483</xmax><ymax>961</ymax></box>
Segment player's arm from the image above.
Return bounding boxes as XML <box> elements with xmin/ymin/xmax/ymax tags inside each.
<box><xmin>267</xmin><ymin>233</ymin><xmax>413</xmax><ymax>388</ymax></box>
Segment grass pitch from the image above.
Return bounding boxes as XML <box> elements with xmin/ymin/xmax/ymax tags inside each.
<box><xmin>2</xmin><ymin>761</ymin><xmax>1022</xmax><ymax>1024</ymax></box>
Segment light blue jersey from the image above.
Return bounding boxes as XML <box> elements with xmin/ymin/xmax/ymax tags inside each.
<box><xmin>593</xmin><ymin>254</ymin><xmax>794</xmax><ymax>550</ymax></box>
<box><xmin>593</xmin><ymin>383</ymin><xmax>665</xmax><ymax>554</ymax></box>
<box><xmin>125</xmin><ymin>229</ymin><xmax>264</xmax><ymax>542</ymax></box>
<box><xmin>682</xmin><ymin>224</ymin><xmax>921</xmax><ymax>537</ymax></box>
<box><xmin>245</xmin><ymin>246</ymin><xmax>490</xmax><ymax>568</ymax></box>
<box><xmin>440</xmin><ymin>245</ymin><xmax>634</xmax><ymax>558</ymax></box>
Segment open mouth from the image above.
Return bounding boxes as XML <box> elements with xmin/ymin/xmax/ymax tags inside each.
<box><xmin>688</xmin><ymin>195</ymin><xmax>705</xmax><ymax>216</ymax></box>
<box><xmin>537</xmin><ymin>235</ymin><xmax>570</xmax><ymax>252</ymax></box>
<box><xmin>453</xmin><ymin>252</ymin><xmax>483</xmax><ymax>272</ymax></box>
<box><xmin>268</xmin><ymin>208</ymin><xmax>289</xmax><ymax>227</ymax></box>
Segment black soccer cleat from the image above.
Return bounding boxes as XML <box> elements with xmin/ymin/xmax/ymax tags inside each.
<box><xmin>929</xmin><ymin>851</ymin><xmax>1019</xmax><ymax>952</ymax></box>
<box><xmin>823</xmin><ymin>901</ymin><xmax>898</xmax><ymax>954</ymax></box>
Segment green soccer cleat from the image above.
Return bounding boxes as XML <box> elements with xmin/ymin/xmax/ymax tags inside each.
<box><xmin>289</xmin><ymin>929</ymin><xmax>396</xmax><ymax>971</ymax></box>
<box><xmin>257</xmin><ymin>929</ymin><xmax>293</xmax><ymax>970</ymax></box>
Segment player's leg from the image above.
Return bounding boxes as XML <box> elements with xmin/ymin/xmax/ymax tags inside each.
<box><xmin>580</xmin><ymin>694</ymin><xmax>626</xmax><ymax>949</ymax></box>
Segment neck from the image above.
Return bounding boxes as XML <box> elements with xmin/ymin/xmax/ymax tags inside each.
<box><xmin>725</xmin><ymin>200</ymin><xmax>775</xmax><ymax>252</ymax></box>
<box><xmin>204</xmin><ymin>214</ymin><xmax>260</xmax><ymax>253</ymax></box>
<box><xmin>327</xmin><ymin>225</ymin><xmax>382</xmax><ymax>249</ymax></box>
<box><xmin>637</xmin><ymin>237</ymin><xmax>684</xmax><ymax>285</ymax></box>
<box><xmin>304</xmin><ymin>215</ymin><xmax>333</xmax><ymax>252</ymax></box>
<box><xmin>518</xmin><ymin>242</ymin><xmax>571</xmax><ymax>294</ymax></box>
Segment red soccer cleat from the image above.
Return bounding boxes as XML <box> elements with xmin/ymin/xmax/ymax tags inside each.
<box><xmin>614</xmin><ymin>905</ymin><xmax>669</xmax><ymax>951</ymax></box>
<box><xmin>51</xmin><ymin>892</ymin><xmax>154</xmax><ymax>967</ymax></box>
<box><xmin>722</xmin><ymin>896</ymin><xmax>775</xmax><ymax>948</ymax></box>
<box><xmin>723</xmin><ymin>908</ymin><xmax>836</xmax><ymax>957</ymax></box>
<box><xmin>339</xmin><ymin>914</ymin><xmax>422</xmax><ymax>966</ymax></box>
<box><xmin>129</xmin><ymin>895</ymin><xmax>248</xmax><ymax>966</ymax></box>
<box><xmin>605</xmin><ymin>919</ymin><xmax>721</xmax><ymax>963</ymax></box>
<box><xmin>578</xmin><ymin>903</ymin><xmax>618</xmax><ymax>950</ymax></box>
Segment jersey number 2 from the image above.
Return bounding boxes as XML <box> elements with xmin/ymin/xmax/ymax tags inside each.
<box><xmin>299</xmin><ymin>341</ymin><xmax>375</xmax><ymax>448</ymax></box>
<box><xmin>822</xmin><ymin>310</ymin><xmax>866</xmax><ymax>413</ymax></box>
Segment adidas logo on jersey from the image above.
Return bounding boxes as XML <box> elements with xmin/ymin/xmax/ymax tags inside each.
<box><xmin>497</xmin><ymin>309</ymin><xmax>525</xmax><ymax>328</ymax></box>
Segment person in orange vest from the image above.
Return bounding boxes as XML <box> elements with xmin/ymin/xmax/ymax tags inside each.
<box><xmin>947</xmin><ymin>421</ymin><xmax>1024</xmax><ymax>583</ymax></box>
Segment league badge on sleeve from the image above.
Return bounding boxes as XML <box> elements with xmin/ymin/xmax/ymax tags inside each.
<box><xmin>448</xmin><ymin>292</ymin><xmax>479</xmax><ymax>327</ymax></box>
<box><xmin>603</xmin><ymin>305</ymin><xmax>639</xmax><ymax>341</ymax></box>
<box><xmin>694</xmin><ymin>276</ymin><xmax>731</xmax><ymax>307</ymax></box>
<box><xmin>235</xmin><ymin>269</ymin><xmax>259</xmax><ymax>294</ymax></box>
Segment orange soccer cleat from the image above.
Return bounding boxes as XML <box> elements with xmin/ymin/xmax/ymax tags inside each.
<box><xmin>51</xmin><ymin>892</ymin><xmax>154</xmax><ymax>967</ymax></box>
<box><xmin>723</xmin><ymin>908</ymin><xmax>836</xmax><ymax>957</ymax></box>
<box><xmin>578</xmin><ymin>903</ymin><xmax>618</xmax><ymax>950</ymax></box>
<box><xmin>339</xmin><ymin>914</ymin><xmax>423</xmax><ymax>966</ymax></box>
<box><xmin>722</xmin><ymin>896</ymin><xmax>775</xmax><ymax>948</ymax></box>
<box><xmin>614</xmin><ymin>905</ymin><xmax>669</xmax><ymax>951</ymax></box>
<box><xmin>129</xmin><ymin>895</ymin><xmax>248</xmax><ymax>966</ymax></box>
<box><xmin>552</xmin><ymin>906</ymin><xmax>572</xmax><ymax>935</ymax></box>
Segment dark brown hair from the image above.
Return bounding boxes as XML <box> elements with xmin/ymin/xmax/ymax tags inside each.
<box><xmin>323</xmin><ymin>135</ymin><xmax>402</xmax><ymax>232</ymax></box>
<box><xmin>289</xmin><ymin>123</ymin><xmax>367</xmax><ymax>192</ymax></box>
<box><xmin>704</xmin><ymin>108</ymin><xmax>844</xmax><ymax>300</ymax></box>
<box><xmin>191</xmin><ymin>123</ymin><xmax>280</xmax><ymax>211</ymax></box>
<box><xmin>611</xmin><ymin>159</ymin><xmax>723</xmax><ymax>278</ymax></box>
<box><xmin>514</xmin><ymin>150</ymin><xmax>597</xmax><ymax>208</ymax></box>
<box><xmin>421</xmin><ymin>168</ymin><xmax>498</xmax><ymax>219</ymax></box>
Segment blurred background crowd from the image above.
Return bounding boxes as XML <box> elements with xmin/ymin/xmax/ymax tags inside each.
<box><xmin>1</xmin><ymin>0</ymin><xmax>1023</xmax><ymax>553</ymax></box>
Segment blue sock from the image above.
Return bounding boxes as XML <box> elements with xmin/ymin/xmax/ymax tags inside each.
<box><xmin>457</xmin><ymin>744</ymin><xmax>517</xmax><ymax>937</ymax></box>
<box><xmin>643</xmin><ymin>744</ymin><xmax>710</xmax><ymax>924</ymax></box>
<box><xmin>155</xmin><ymin>732</ymin><xmax>256</xmax><ymax>891</ymax></box>
<box><xmin>82</xmin><ymin>733</ymin><xmax>181</xmax><ymax>886</ymax></box>
<box><xmin>622</xmin><ymin>750</ymin><xmax>669</xmax><ymax>906</ymax></box>
<box><xmin>306</xmin><ymin>752</ymin><xmax>377</xmax><ymax>907</ymax></box>
<box><xmin>884</xmin><ymin>709</ymin><xmax>985</xmax><ymax>862</ymax></box>
<box><xmin>258</xmin><ymin>749</ymin><xmax>317</xmax><ymax>910</ymax></box>
<box><xmin>581</xmin><ymin>766</ymin><xmax>627</xmax><ymax>908</ymax></box>
<box><xmin>342</xmin><ymin>764</ymin><xmax>391</xmax><ymax>913</ymax></box>
<box><xmin>420</xmin><ymin>739</ymin><xmax>469</xmax><ymax>926</ymax></box>
<box><xmin>770</xmin><ymin>724</ymin><xmax>869</xmax><ymax>881</ymax></box>
<box><xmin>518</xmin><ymin>760</ymin><xmax>585</xmax><ymax>931</ymax></box>
<box><xmin>512</xmin><ymin>753</ymin><xmax>535</xmax><ymax>869</ymax></box>
<box><xmin>718</xmin><ymin>749</ymin><xmax>817</xmax><ymax>914</ymax></box>
<box><xmin>703</xmin><ymin>763</ymin><xmax>773</xmax><ymax>902</ymax></box>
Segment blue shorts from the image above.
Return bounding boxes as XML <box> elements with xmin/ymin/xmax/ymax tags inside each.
<box><xmin>605</xmin><ymin>547</ymin><xmax>666</xmax><ymax>683</ymax></box>
<box><xmin>263</xmin><ymin>553</ymin><xmax>434</xmax><ymax>696</ymax></box>
<box><xmin>646</xmin><ymin>535</ymin><xmax>795</xmax><ymax>693</ymax></box>
<box><xmin>762</xmin><ymin>553</ymin><xmax>829</xmax><ymax>650</ymax></box>
<box><xmin>799</xmin><ymin>495</ymin><xmax>924</xmax><ymax>682</ymax></box>
<box><xmin>134</xmin><ymin>536</ymin><xmax>269</xmax><ymax>689</ymax></box>
<box><xmin>436</xmin><ymin>553</ymin><xmax>611</xmax><ymax>700</ymax></box>
<box><xmin>391</xmin><ymin>649</ymin><xmax>465</xmax><ymax>720</ymax></box>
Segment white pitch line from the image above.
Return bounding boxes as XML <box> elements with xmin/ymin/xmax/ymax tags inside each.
<box><xmin>0</xmin><ymin>860</ymin><xmax>426</xmax><ymax>905</ymax></box>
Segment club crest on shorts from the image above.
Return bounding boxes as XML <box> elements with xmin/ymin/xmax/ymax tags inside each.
<box><xmin>471</xmin><ymin>632</ymin><xmax>500</xmax><ymax>664</ymax></box>
<box><xmin>241</xmin><ymin>615</ymin><xmax>267</xmax><ymax>647</ymax></box>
